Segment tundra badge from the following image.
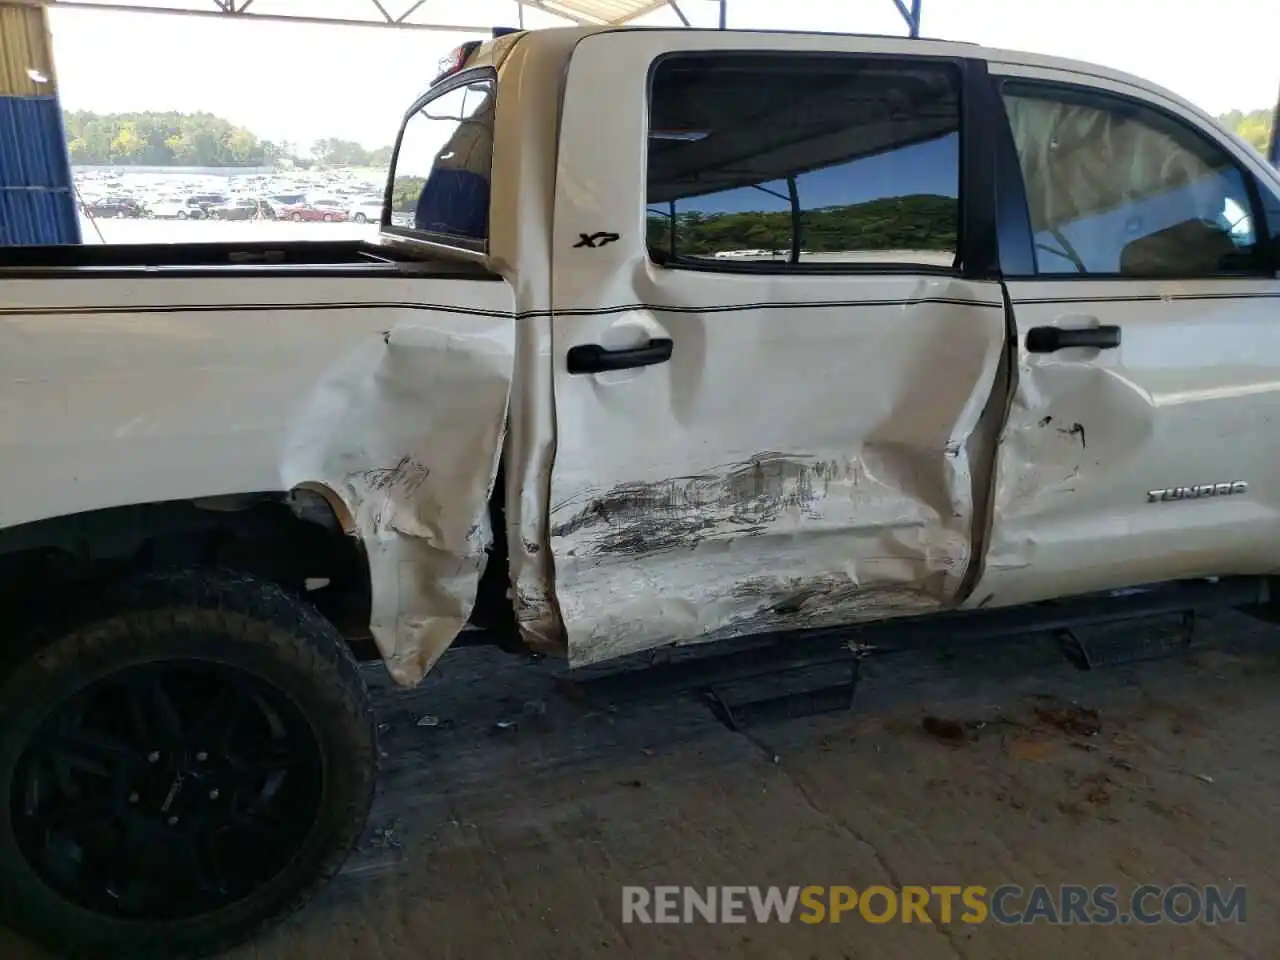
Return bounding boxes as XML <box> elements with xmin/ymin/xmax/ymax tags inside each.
<box><xmin>1146</xmin><ymin>482</ymin><xmax>1248</xmax><ymax>503</ymax></box>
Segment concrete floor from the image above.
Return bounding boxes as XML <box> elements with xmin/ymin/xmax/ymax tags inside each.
<box><xmin>5</xmin><ymin>610</ymin><xmax>1280</xmax><ymax>958</ymax></box>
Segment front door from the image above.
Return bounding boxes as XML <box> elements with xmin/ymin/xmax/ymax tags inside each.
<box><xmin>547</xmin><ymin>31</ymin><xmax>1008</xmax><ymax>665</ymax></box>
<box><xmin>969</xmin><ymin>68</ymin><xmax>1280</xmax><ymax>610</ymax></box>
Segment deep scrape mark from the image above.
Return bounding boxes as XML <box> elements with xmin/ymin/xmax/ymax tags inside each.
<box><xmin>360</xmin><ymin>455</ymin><xmax>430</xmax><ymax>497</ymax></box>
<box><xmin>550</xmin><ymin>453</ymin><xmax>847</xmax><ymax>558</ymax></box>
<box><xmin>1057</xmin><ymin>422</ymin><xmax>1086</xmax><ymax>448</ymax></box>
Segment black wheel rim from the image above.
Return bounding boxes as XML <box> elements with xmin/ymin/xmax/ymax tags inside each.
<box><xmin>11</xmin><ymin>661</ymin><xmax>324</xmax><ymax>922</ymax></box>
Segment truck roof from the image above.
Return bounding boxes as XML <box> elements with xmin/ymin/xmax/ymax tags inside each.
<box><xmin>469</xmin><ymin>26</ymin><xmax>1220</xmax><ymax>137</ymax></box>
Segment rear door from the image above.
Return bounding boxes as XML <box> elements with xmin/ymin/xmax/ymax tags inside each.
<box><xmin>968</xmin><ymin>65</ymin><xmax>1280</xmax><ymax>610</ymax></box>
<box><xmin>548</xmin><ymin>31</ymin><xmax>1009</xmax><ymax>665</ymax></box>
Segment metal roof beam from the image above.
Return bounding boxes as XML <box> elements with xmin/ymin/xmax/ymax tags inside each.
<box><xmin>19</xmin><ymin>0</ymin><xmax>495</xmax><ymax>32</ymax></box>
<box><xmin>20</xmin><ymin>0</ymin><xmax>925</xmax><ymax>34</ymax></box>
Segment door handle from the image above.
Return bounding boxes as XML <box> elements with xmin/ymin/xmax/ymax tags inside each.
<box><xmin>1026</xmin><ymin>325</ymin><xmax>1121</xmax><ymax>353</ymax></box>
<box><xmin>566</xmin><ymin>337</ymin><xmax>674</xmax><ymax>375</ymax></box>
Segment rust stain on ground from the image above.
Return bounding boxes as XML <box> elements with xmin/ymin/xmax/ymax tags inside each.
<box><xmin>1033</xmin><ymin>699</ymin><xmax>1102</xmax><ymax>738</ymax></box>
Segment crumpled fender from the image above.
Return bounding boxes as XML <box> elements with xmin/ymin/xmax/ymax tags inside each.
<box><xmin>282</xmin><ymin>299</ymin><xmax>515</xmax><ymax>686</ymax></box>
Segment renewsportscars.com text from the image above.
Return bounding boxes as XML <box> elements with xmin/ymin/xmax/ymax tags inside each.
<box><xmin>621</xmin><ymin>884</ymin><xmax>1246</xmax><ymax>926</ymax></box>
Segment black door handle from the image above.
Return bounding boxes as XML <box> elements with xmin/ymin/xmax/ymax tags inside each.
<box><xmin>1026</xmin><ymin>325</ymin><xmax>1121</xmax><ymax>353</ymax></box>
<box><xmin>566</xmin><ymin>337</ymin><xmax>674</xmax><ymax>375</ymax></box>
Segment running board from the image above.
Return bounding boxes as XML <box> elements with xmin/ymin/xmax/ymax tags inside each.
<box><xmin>560</xmin><ymin>577</ymin><xmax>1266</xmax><ymax>726</ymax></box>
<box><xmin>1059</xmin><ymin>610</ymin><xmax>1198</xmax><ymax>669</ymax></box>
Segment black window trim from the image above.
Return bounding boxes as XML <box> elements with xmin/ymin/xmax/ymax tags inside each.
<box><xmin>381</xmin><ymin>66</ymin><xmax>497</xmax><ymax>257</ymax></box>
<box><xmin>991</xmin><ymin>75</ymin><xmax>1275</xmax><ymax>282</ymax></box>
<box><xmin>642</xmin><ymin>50</ymin><xmax>997</xmax><ymax>280</ymax></box>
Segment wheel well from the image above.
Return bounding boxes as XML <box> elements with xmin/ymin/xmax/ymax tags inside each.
<box><xmin>0</xmin><ymin>492</ymin><xmax>378</xmax><ymax>660</ymax></box>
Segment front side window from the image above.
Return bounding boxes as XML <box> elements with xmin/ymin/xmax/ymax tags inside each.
<box><xmin>646</xmin><ymin>53</ymin><xmax>961</xmax><ymax>270</ymax></box>
<box><xmin>389</xmin><ymin>76</ymin><xmax>495</xmax><ymax>248</ymax></box>
<box><xmin>1001</xmin><ymin>82</ymin><xmax>1261</xmax><ymax>276</ymax></box>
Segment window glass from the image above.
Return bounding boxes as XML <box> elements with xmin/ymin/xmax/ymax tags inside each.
<box><xmin>1001</xmin><ymin>84</ymin><xmax>1259</xmax><ymax>276</ymax></box>
<box><xmin>646</xmin><ymin>54</ymin><xmax>960</xmax><ymax>269</ymax></box>
<box><xmin>389</xmin><ymin>77</ymin><xmax>495</xmax><ymax>246</ymax></box>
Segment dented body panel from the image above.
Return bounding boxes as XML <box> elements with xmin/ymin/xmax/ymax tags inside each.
<box><xmin>547</xmin><ymin>30</ymin><xmax>1007</xmax><ymax>665</ymax></box>
<box><xmin>968</xmin><ymin>276</ymin><xmax>1280</xmax><ymax>611</ymax></box>
<box><xmin>545</xmin><ymin>282</ymin><xmax>1005</xmax><ymax>665</ymax></box>
<box><xmin>0</xmin><ymin>274</ymin><xmax>515</xmax><ymax>685</ymax></box>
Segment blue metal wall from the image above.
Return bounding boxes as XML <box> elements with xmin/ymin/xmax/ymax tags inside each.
<box><xmin>0</xmin><ymin>4</ymin><xmax>79</xmax><ymax>245</ymax></box>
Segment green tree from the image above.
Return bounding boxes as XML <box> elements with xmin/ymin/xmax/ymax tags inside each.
<box><xmin>63</xmin><ymin>109</ymin><xmax>273</xmax><ymax>167</ymax></box>
<box><xmin>391</xmin><ymin>175</ymin><xmax>425</xmax><ymax>213</ymax></box>
<box><xmin>1216</xmin><ymin>107</ymin><xmax>1274</xmax><ymax>155</ymax></box>
<box><xmin>63</xmin><ymin>109</ymin><xmax>401</xmax><ymax>169</ymax></box>
<box><xmin>650</xmin><ymin>194</ymin><xmax>958</xmax><ymax>260</ymax></box>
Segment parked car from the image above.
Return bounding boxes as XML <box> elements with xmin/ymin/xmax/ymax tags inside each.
<box><xmin>278</xmin><ymin>201</ymin><xmax>348</xmax><ymax>222</ymax></box>
<box><xmin>209</xmin><ymin>197</ymin><xmax>275</xmax><ymax>220</ymax></box>
<box><xmin>188</xmin><ymin>192</ymin><xmax>231</xmax><ymax>214</ymax></box>
<box><xmin>5</xmin><ymin>26</ymin><xmax>1280</xmax><ymax>960</ymax></box>
<box><xmin>81</xmin><ymin>196</ymin><xmax>144</xmax><ymax>218</ymax></box>
<box><xmin>147</xmin><ymin>197</ymin><xmax>210</xmax><ymax>220</ymax></box>
<box><xmin>348</xmin><ymin>198</ymin><xmax>384</xmax><ymax>223</ymax></box>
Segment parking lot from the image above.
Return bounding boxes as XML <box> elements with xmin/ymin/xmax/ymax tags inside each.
<box><xmin>5</xmin><ymin>610</ymin><xmax>1276</xmax><ymax>959</ymax></box>
<box><xmin>76</xmin><ymin>214</ymin><xmax>378</xmax><ymax>244</ymax></box>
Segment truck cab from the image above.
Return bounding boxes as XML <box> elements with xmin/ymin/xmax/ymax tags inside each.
<box><xmin>420</xmin><ymin>27</ymin><xmax>1280</xmax><ymax>668</ymax></box>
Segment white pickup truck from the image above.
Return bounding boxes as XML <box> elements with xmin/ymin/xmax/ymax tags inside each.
<box><xmin>1</xmin><ymin>24</ymin><xmax>1278</xmax><ymax>958</ymax></box>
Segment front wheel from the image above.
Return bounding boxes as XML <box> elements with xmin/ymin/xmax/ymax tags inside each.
<box><xmin>291</xmin><ymin>213</ymin><xmax>303</xmax><ymax>222</ymax></box>
<box><xmin>0</xmin><ymin>570</ymin><xmax>377</xmax><ymax>959</ymax></box>
<box><xmin>176</xmin><ymin>211</ymin><xmax>188</xmax><ymax>220</ymax></box>
<box><xmin>353</xmin><ymin>213</ymin><xmax>367</xmax><ymax>224</ymax></box>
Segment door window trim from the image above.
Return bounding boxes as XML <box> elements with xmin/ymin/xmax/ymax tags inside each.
<box><xmin>641</xmin><ymin>50</ymin><xmax>997</xmax><ymax>280</ymax></box>
<box><xmin>990</xmin><ymin>76</ymin><xmax>1274</xmax><ymax>281</ymax></box>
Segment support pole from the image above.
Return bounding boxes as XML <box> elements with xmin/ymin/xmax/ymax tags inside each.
<box><xmin>892</xmin><ymin>0</ymin><xmax>922</xmax><ymax>37</ymax></box>
<box><xmin>718</xmin><ymin>0</ymin><xmax>726</xmax><ymax>29</ymax></box>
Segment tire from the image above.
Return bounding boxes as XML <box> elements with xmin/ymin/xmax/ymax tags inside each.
<box><xmin>291</xmin><ymin>213</ymin><xmax>303</xmax><ymax>222</ymax></box>
<box><xmin>177</xmin><ymin>211</ymin><xmax>188</xmax><ymax>220</ymax></box>
<box><xmin>0</xmin><ymin>569</ymin><xmax>377</xmax><ymax>959</ymax></box>
<box><xmin>353</xmin><ymin>213</ymin><xmax>367</xmax><ymax>224</ymax></box>
<box><xmin>323</xmin><ymin>214</ymin><xmax>335</xmax><ymax>222</ymax></box>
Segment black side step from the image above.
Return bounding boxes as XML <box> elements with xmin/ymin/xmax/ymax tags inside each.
<box><xmin>1059</xmin><ymin>610</ymin><xmax>1198</xmax><ymax>670</ymax></box>
<box><xmin>560</xmin><ymin>577</ymin><xmax>1265</xmax><ymax>729</ymax></box>
<box><xmin>706</xmin><ymin>661</ymin><xmax>861</xmax><ymax>732</ymax></box>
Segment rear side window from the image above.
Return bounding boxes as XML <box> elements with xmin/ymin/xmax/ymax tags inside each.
<box><xmin>646</xmin><ymin>53</ymin><xmax>961</xmax><ymax>270</ymax></box>
<box><xmin>1001</xmin><ymin>82</ymin><xmax>1261</xmax><ymax>276</ymax></box>
<box><xmin>388</xmin><ymin>75</ymin><xmax>495</xmax><ymax>249</ymax></box>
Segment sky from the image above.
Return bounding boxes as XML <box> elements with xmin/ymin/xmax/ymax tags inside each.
<box><xmin>658</xmin><ymin>134</ymin><xmax>959</xmax><ymax>215</ymax></box>
<box><xmin>41</xmin><ymin>0</ymin><xmax>1280</xmax><ymax>151</ymax></box>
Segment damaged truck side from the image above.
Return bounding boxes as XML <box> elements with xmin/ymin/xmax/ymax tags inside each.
<box><xmin>2</xmin><ymin>25</ymin><xmax>1280</xmax><ymax>958</ymax></box>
